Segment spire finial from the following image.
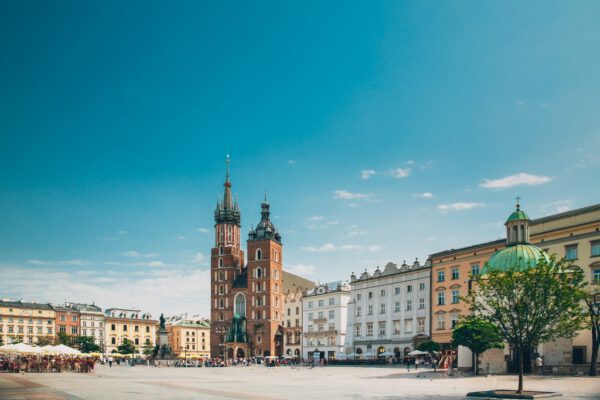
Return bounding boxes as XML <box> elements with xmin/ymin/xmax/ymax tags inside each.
<box><xmin>515</xmin><ymin>195</ymin><xmax>521</xmax><ymax>210</ymax></box>
<box><xmin>225</xmin><ymin>154</ymin><xmax>230</xmax><ymax>182</ymax></box>
<box><xmin>264</xmin><ymin>192</ymin><xmax>268</xmax><ymax>203</ymax></box>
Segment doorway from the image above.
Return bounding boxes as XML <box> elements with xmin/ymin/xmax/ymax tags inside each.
<box><xmin>572</xmin><ymin>346</ymin><xmax>586</xmax><ymax>364</ymax></box>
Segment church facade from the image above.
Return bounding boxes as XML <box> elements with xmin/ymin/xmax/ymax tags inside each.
<box><xmin>209</xmin><ymin>160</ymin><xmax>312</xmax><ymax>359</ymax></box>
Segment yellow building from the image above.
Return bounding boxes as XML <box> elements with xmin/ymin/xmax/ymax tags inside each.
<box><xmin>167</xmin><ymin>316</ymin><xmax>211</xmax><ymax>358</ymax></box>
<box><xmin>0</xmin><ymin>299</ymin><xmax>56</xmax><ymax>345</ymax></box>
<box><xmin>429</xmin><ymin>203</ymin><xmax>600</xmax><ymax>365</ymax></box>
<box><xmin>104</xmin><ymin>308</ymin><xmax>158</xmax><ymax>354</ymax></box>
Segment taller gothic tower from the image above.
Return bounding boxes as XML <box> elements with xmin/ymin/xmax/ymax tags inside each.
<box><xmin>210</xmin><ymin>157</ymin><xmax>245</xmax><ymax>357</ymax></box>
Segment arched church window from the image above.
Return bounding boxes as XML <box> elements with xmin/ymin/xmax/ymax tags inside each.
<box><xmin>219</xmin><ymin>258</ymin><xmax>223</xmax><ymax>268</ymax></box>
<box><xmin>234</xmin><ymin>293</ymin><xmax>246</xmax><ymax>317</ymax></box>
<box><xmin>256</xmin><ymin>267</ymin><xmax>262</xmax><ymax>278</ymax></box>
<box><xmin>219</xmin><ymin>298</ymin><xmax>224</xmax><ymax>308</ymax></box>
<box><xmin>256</xmin><ymin>248</ymin><xmax>262</xmax><ymax>260</ymax></box>
<box><xmin>219</xmin><ymin>246</ymin><xmax>223</xmax><ymax>255</ymax></box>
<box><xmin>219</xmin><ymin>285</ymin><xmax>224</xmax><ymax>295</ymax></box>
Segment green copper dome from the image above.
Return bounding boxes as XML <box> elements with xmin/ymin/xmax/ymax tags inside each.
<box><xmin>506</xmin><ymin>208</ymin><xmax>530</xmax><ymax>223</ymax></box>
<box><xmin>482</xmin><ymin>244</ymin><xmax>549</xmax><ymax>273</ymax></box>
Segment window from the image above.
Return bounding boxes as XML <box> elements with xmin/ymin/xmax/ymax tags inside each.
<box><xmin>471</xmin><ymin>264</ymin><xmax>480</xmax><ymax>275</ymax></box>
<box><xmin>318</xmin><ymin>324</ymin><xmax>324</xmax><ymax>332</ymax></box>
<box><xmin>592</xmin><ymin>241</ymin><xmax>600</xmax><ymax>257</ymax></box>
<box><xmin>367</xmin><ymin>305</ymin><xmax>373</xmax><ymax>315</ymax></box>
<box><xmin>356</xmin><ymin>306</ymin><xmax>362</xmax><ymax>317</ymax></box>
<box><xmin>287</xmin><ymin>308</ymin><xmax>291</xmax><ymax>316</ymax></box>
<box><xmin>452</xmin><ymin>290</ymin><xmax>460</xmax><ymax>304</ymax></box>
<box><xmin>111</xmin><ymin>324</ymin><xmax>116</xmax><ymax>331</ymax></box>
<box><xmin>368</xmin><ymin>292</ymin><xmax>373</xmax><ymax>299</ymax></box>
<box><xmin>417</xmin><ymin>318</ymin><xmax>425</xmax><ymax>333</ymax></box>
<box><xmin>146</xmin><ymin>326</ymin><xmax>150</xmax><ymax>333</ymax></box>
<box><xmin>378</xmin><ymin>321</ymin><xmax>386</xmax><ymax>336</ymax></box>
<box><xmin>256</xmin><ymin>248</ymin><xmax>262</xmax><ymax>260</ymax></box>
<box><xmin>318</xmin><ymin>300</ymin><xmax>324</xmax><ymax>307</ymax></box>
<box><xmin>318</xmin><ymin>311</ymin><xmax>324</xmax><ymax>319</ymax></box>
<box><xmin>593</xmin><ymin>268</ymin><xmax>600</xmax><ymax>284</ymax></box>
<box><xmin>451</xmin><ymin>268</ymin><xmax>459</xmax><ymax>280</ymax></box>
<box><xmin>356</xmin><ymin>293</ymin><xmax>362</xmax><ymax>301</ymax></box>
<box><xmin>111</xmin><ymin>337</ymin><xmax>116</xmax><ymax>345</ymax></box>
<box><xmin>419</xmin><ymin>283</ymin><xmax>425</xmax><ymax>291</ymax></box>
<box><xmin>437</xmin><ymin>270</ymin><xmax>445</xmax><ymax>282</ymax></box>
<box><xmin>71</xmin><ymin>327</ymin><xmax>78</xmax><ymax>335</ymax></box>
<box><xmin>60</xmin><ymin>315</ymin><xmax>66</xmax><ymax>322</ymax></box>
<box><xmin>394</xmin><ymin>301</ymin><xmax>400</xmax><ymax>312</ymax></box>
<box><xmin>47</xmin><ymin>328</ymin><xmax>53</xmax><ymax>334</ymax></box>
<box><xmin>380</xmin><ymin>304</ymin><xmax>386</xmax><ymax>314</ymax></box>
<box><xmin>437</xmin><ymin>292</ymin><xmax>445</xmax><ymax>305</ymax></box>
<box><xmin>135</xmin><ymin>338</ymin><xmax>140</xmax><ymax>345</ymax></box>
<box><xmin>329</xmin><ymin>298</ymin><xmax>335</xmax><ymax>305</ymax></box>
<box><xmin>71</xmin><ymin>316</ymin><xmax>77</xmax><ymax>322</ymax></box>
<box><xmin>566</xmin><ymin>244</ymin><xmax>578</xmax><ymax>260</ymax></box>
<box><xmin>328</xmin><ymin>310</ymin><xmax>335</xmax><ymax>319</ymax></box>
<box><xmin>355</xmin><ymin>324</ymin><xmax>361</xmax><ymax>336</ymax></box>
<box><xmin>235</xmin><ymin>293</ymin><xmax>246</xmax><ymax>317</ymax></box>
<box><xmin>395</xmin><ymin>287</ymin><xmax>400</xmax><ymax>295</ymax></box>
<box><xmin>308</xmin><ymin>301</ymin><xmax>313</xmax><ymax>309</ymax></box>
<box><xmin>218</xmin><ymin>258</ymin><xmax>223</xmax><ymax>268</ymax></box>
<box><xmin>404</xmin><ymin>319</ymin><xmax>413</xmax><ymax>333</ymax></box>
<box><xmin>419</xmin><ymin>298</ymin><xmax>425</xmax><ymax>309</ymax></box>
<box><xmin>308</xmin><ymin>324</ymin><xmax>313</xmax><ymax>332</ymax></box>
<box><xmin>407</xmin><ymin>285</ymin><xmax>412</xmax><ymax>293</ymax></box>
<box><xmin>393</xmin><ymin>320</ymin><xmax>401</xmax><ymax>334</ymax></box>
<box><xmin>256</xmin><ymin>267</ymin><xmax>262</xmax><ymax>278</ymax></box>
<box><xmin>406</xmin><ymin>300</ymin><xmax>412</xmax><ymax>311</ymax></box>
<box><xmin>59</xmin><ymin>326</ymin><xmax>66</xmax><ymax>333</ymax></box>
<box><xmin>308</xmin><ymin>312</ymin><xmax>313</xmax><ymax>321</ymax></box>
<box><xmin>123</xmin><ymin>324</ymin><xmax>128</xmax><ymax>331</ymax></box>
<box><xmin>296</xmin><ymin>307</ymin><xmax>299</xmax><ymax>315</ymax></box>
<box><xmin>437</xmin><ymin>315</ymin><xmax>445</xmax><ymax>330</ymax></box>
<box><xmin>380</xmin><ymin>289</ymin><xmax>386</xmax><ymax>297</ymax></box>
<box><xmin>135</xmin><ymin>325</ymin><xmax>139</xmax><ymax>332</ymax></box>
<box><xmin>328</xmin><ymin>323</ymin><xmax>335</xmax><ymax>331</ymax></box>
<box><xmin>451</xmin><ymin>313</ymin><xmax>459</xmax><ymax>328</ymax></box>
<box><xmin>366</xmin><ymin>322</ymin><xmax>373</xmax><ymax>336</ymax></box>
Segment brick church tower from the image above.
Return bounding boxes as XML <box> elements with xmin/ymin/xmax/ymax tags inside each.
<box><xmin>209</xmin><ymin>158</ymin><xmax>285</xmax><ymax>359</ymax></box>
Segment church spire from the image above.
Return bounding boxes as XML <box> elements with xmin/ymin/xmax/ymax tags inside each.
<box><xmin>214</xmin><ymin>156</ymin><xmax>240</xmax><ymax>226</ymax></box>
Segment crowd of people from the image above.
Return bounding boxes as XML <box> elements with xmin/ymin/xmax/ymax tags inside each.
<box><xmin>0</xmin><ymin>355</ymin><xmax>97</xmax><ymax>373</ymax></box>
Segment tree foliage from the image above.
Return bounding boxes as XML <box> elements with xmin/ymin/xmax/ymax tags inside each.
<box><xmin>417</xmin><ymin>340</ymin><xmax>440</xmax><ymax>355</ymax></box>
<box><xmin>77</xmin><ymin>336</ymin><xmax>100</xmax><ymax>353</ymax></box>
<box><xmin>36</xmin><ymin>336</ymin><xmax>54</xmax><ymax>346</ymax></box>
<box><xmin>142</xmin><ymin>342</ymin><xmax>155</xmax><ymax>356</ymax></box>
<box><xmin>117</xmin><ymin>338</ymin><xmax>136</xmax><ymax>355</ymax></box>
<box><xmin>452</xmin><ymin>316</ymin><xmax>503</xmax><ymax>375</ymax></box>
<box><xmin>465</xmin><ymin>256</ymin><xmax>587</xmax><ymax>393</ymax></box>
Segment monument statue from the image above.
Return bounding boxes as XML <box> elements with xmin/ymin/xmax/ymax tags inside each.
<box><xmin>159</xmin><ymin>313</ymin><xmax>166</xmax><ymax>330</ymax></box>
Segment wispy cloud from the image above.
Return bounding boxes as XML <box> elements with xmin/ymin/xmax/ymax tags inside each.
<box><xmin>197</xmin><ymin>228</ymin><xmax>209</xmax><ymax>234</ymax></box>
<box><xmin>334</xmin><ymin>190</ymin><xmax>373</xmax><ymax>200</ymax></box>
<box><xmin>361</xmin><ymin>169</ymin><xmax>376</xmax><ymax>180</ymax></box>
<box><xmin>117</xmin><ymin>230</ymin><xmax>128</xmax><ymax>235</ymax></box>
<box><xmin>540</xmin><ymin>200</ymin><xmax>573</xmax><ymax>215</ymax></box>
<box><xmin>192</xmin><ymin>252</ymin><xmax>207</xmax><ymax>264</ymax></box>
<box><xmin>309</xmin><ymin>215</ymin><xmax>325</xmax><ymax>221</ymax></box>
<box><xmin>302</xmin><ymin>243</ymin><xmax>381</xmax><ymax>253</ymax></box>
<box><xmin>302</xmin><ymin>243</ymin><xmax>338</xmax><ymax>252</ymax></box>
<box><xmin>123</xmin><ymin>251</ymin><xmax>160</xmax><ymax>258</ymax></box>
<box><xmin>437</xmin><ymin>202</ymin><xmax>484</xmax><ymax>212</ymax></box>
<box><xmin>27</xmin><ymin>259</ymin><xmax>91</xmax><ymax>266</ymax></box>
<box><xmin>176</xmin><ymin>236</ymin><xmax>186</xmax><ymax>240</ymax></box>
<box><xmin>288</xmin><ymin>160</ymin><xmax>296</xmax><ymax>165</ymax></box>
<box><xmin>367</xmin><ymin>245</ymin><xmax>382</xmax><ymax>252</ymax></box>
<box><xmin>480</xmin><ymin>173</ymin><xmax>551</xmax><ymax>190</ymax></box>
<box><xmin>105</xmin><ymin>260</ymin><xmax>167</xmax><ymax>268</ymax></box>
<box><xmin>326</xmin><ymin>220</ymin><xmax>339</xmax><ymax>225</ymax></box>
<box><xmin>286</xmin><ymin>263</ymin><xmax>316</xmax><ymax>276</ymax></box>
<box><xmin>391</xmin><ymin>168</ymin><xmax>411</xmax><ymax>178</ymax></box>
<box><xmin>413</xmin><ymin>192</ymin><xmax>434</xmax><ymax>199</ymax></box>
<box><xmin>347</xmin><ymin>230</ymin><xmax>368</xmax><ymax>237</ymax></box>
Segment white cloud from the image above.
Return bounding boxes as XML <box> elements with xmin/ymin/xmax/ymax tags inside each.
<box><xmin>340</xmin><ymin>245</ymin><xmax>361</xmax><ymax>250</ymax></box>
<box><xmin>361</xmin><ymin>169</ymin><xmax>376</xmax><ymax>180</ymax></box>
<box><xmin>437</xmin><ymin>202</ymin><xmax>484</xmax><ymax>212</ymax></box>
<box><xmin>391</xmin><ymin>168</ymin><xmax>411</xmax><ymax>178</ymax></box>
<box><xmin>0</xmin><ymin>263</ymin><xmax>212</xmax><ymax>318</ymax></box>
<box><xmin>286</xmin><ymin>263</ymin><xmax>316</xmax><ymax>276</ymax></box>
<box><xmin>406</xmin><ymin>160</ymin><xmax>415</xmax><ymax>165</ymax></box>
<box><xmin>123</xmin><ymin>251</ymin><xmax>160</xmax><ymax>259</ymax></box>
<box><xmin>413</xmin><ymin>192</ymin><xmax>434</xmax><ymax>199</ymax></box>
<box><xmin>309</xmin><ymin>215</ymin><xmax>325</xmax><ymax>221</ymax></box>
<box><xmin>540</xmin><ymin>200</ymin><xmax>574</xmax><ymax>215</ymax></box>
<box><xmin>347</xmin><ymin>230</ymin><xmax>368</xmax><ymax>237</ymax></box>
<box><xmin>301</xmin><ymin>243</ymin><xmax>338</xmax><ymax>253</ymax></box>
<box><xmin>349</xmin><ymin>203</ymin><xmax>358</xmax><ymax>208</ymax></box>
<box><xmin>192</xmin><ymin>253</ymin><xmax>207</xmax><ymax>264</ymax></box>
<box><xmin>326</xmin><ymin>220</ymin><xmax>339</xmax><ymax>225</ymax></box>
<box><xmin>117</xmin><ymin>230</ymin><xmax>128</xmax><ymax>235</ymax></box>
<box><xmin>334</xmin><ymin>190</ymin><xmax>372</xmax><ymax>200</ymax></box>
<box><xmin>27</xmin><ymin>259</ymin><xmax>91</xmax><ymax>266</ymax></box>
<box><xmin>367</xmin><ymin>245</ymin><xmax>382</xmax><ymax>252</ymax></box>
<box><xmin>288</xmin><ymin>160</ymin><xmax>296</xmax><ymax>165</ymax></box>
<box><xmin>176</xmin><ymin>236</ymin><xmax>186</xmax><ymax>240</ymax></box>
<box><xmin>480</xmin><ymin>173</ymin><xmax>551</xmax><ymax>190</ymax></box>
<box><xmin>197</xmin><ymin>228</ymin><xmax>209</xmax><ymax>234</ymax></box>
<box><xmin>105</xmin><ymin>260</ymin><xmax>167</xmax><ymax>268</ymax></box>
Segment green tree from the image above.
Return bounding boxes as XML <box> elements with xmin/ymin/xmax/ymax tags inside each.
<box><xmin>584</xmin><ymin>289</ymin><xmax>600</xmax><ymax>376</ymax></box>
<box><xmin>77</xmin><ymin>336</ymin><xmax>100</xmax><ymax>353</ymax></box>
<box><xmin>36</xmin><ymin>336</ymin><xmax>54</xmax><ymax>346</ymax></box>
<box><xmin>9</xmin><ymin>336</ymin><xmax>23</xmax><ymax>344</ymax></box>
<box><xmin>452</xmin><ymin>316</ymin><xmax>503</xmax><ymax>375</ymax></box>
<box><xmin>57</xmin><ymin>332</ymin><xmax>69</xmax><ymax>345</ymax></box>
<box><xmin>118</xmin><ymin>338</ymin><xmax>136</xmax><ymax>355</ymax></box>
<box><xmin>417</xmin><ymin>340</ymin><xmax>441</xmax><ymax>355</ymax></box>
<box><xmin>142</xmin><ymin>341</ymin><xmax>155</xmax><ymax>356</ymax></box>
<box><xmin>465</xmin><ymin>256</ymin><xmax>587</xmax><ymax>394</ymax></box>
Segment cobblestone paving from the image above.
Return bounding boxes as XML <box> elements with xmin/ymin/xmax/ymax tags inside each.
<box><xmin>1</xmin><ymin>365</ymin><xmax>599</xmax><ymax>399</ymax></box>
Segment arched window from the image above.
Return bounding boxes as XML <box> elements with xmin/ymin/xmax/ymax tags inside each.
<box><xmin>256</xmin><ymin>248</ymin><xmax>262</xmax><ymax>260</ymax></box>
<box><xmin>219</xmin><ymin>298</ymin><xmax>224</xmax><ymax>308</ymax></box>
<box><xmin>219</xmin><ymin>272</ymin><xmax>223</xmax><ymax>281</ymax></box>
<box><xmin>256</xmin><ymin>267</ymin><xmax>262</xmax><ymax>278</ymax></box>
<box><xmin>275</xmin><ymin>282</ymin><xmax>279</xmax><ymax>293</ymax></box>
<box><xmin>219</xmin><ymin>258</ymin><xmax>223</xmax><ymax>268</ymax></box>
<box><xmin>235</xmin><ymin>293</ymin><xmax>246</xmax><ymax>317</ymax></box>
<box><xmin>219</xmin><ymin>246</ymin><xmax>223</xmax><ymax>255</ymax></box>
<box><xmin>219</xmin><ymin>285</ymin><xmax>224</xmax><ymax>295</ymax></box>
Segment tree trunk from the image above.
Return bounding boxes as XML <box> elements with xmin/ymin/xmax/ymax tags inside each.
<box><xmin>517</xmin><ymin>347</ymin><xmax>524</xmax><ymax>394</ymax></box>
<box><xmin>474</xmin><ymin>353</ymin><xmax>478</xmax><ymax>376</ymax></box>
<box><xmin>590</xmin><ymin>325</ymin><xmax>599</xmax><ymax>377</ymax></box>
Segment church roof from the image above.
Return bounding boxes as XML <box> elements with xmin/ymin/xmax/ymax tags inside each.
<box><xmin>482</xmin><ymin>243</ymin><xmax>549</xmax><ymax>273</ymax></box>
<box><xmin>283</xmin><ymin>271</ymin><xmax>314</xmax><ymax>293</ymax></box>
<box><xmin>248</xmin><ymin>196</ymin><xmax>281</xmax><ymax>243</ymax></box>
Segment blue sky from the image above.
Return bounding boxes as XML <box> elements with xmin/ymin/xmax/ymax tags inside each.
<box><xmin>1</xmin><ymin>1</ymin><xmax>599</xmax><ymax>318</ymax></box>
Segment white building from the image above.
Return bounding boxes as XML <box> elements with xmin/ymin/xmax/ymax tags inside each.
<box><xmin>344</xmin><ymin>260</ymin><xmax>431</xmax><ymax>359</ymax></box>
<box><xmin>301</xmin><ymin>282</ymin><xmax>351</xmax><ymax>360</ymax></box>
<box><xmin>67</xmin><ymin>303</ymin><xmax>105</xmax><ymax>351</ymax></box>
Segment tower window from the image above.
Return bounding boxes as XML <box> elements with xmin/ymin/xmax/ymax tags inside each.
<box><xmin>256</xmin><ymin>267</ymin><xmax>262</xmax><ymax>278</ymax></box>
<box><xmin>219</xmin><ymin>246</ymin><xmax>223</xmax><ymax>255</ymax></box>
<box><xmin>256</xmin><ymin>248</ymin><xmax>262</xmax><ymax>260</ymax></box>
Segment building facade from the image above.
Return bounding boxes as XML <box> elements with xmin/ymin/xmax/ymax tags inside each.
<box><xmin>344</xmin><ymin>260</ymin><xmax>431</xmax><ymax>359</ymax></box>
<box><xmin>301</xmin><ymin>282</ymin><xmax>351</xmax><ymax>360</ymax></box>
<box><xmin>167</xmin><ymin>316</ymin><xmax>211</xmax><ymax>358</ymax></box>
<box><xmin>104</xmin><ymin>308</ymin><xmax>158</xmax><ymax>354</ymax></box>
<box><xmin>283</xmin><ymin>289</ymin><xmax>303</xmax><ymax>357</ymax></box>
<box><xmin>429</xmin><ymin>202</ymin><xmax>600</xmax><ymax>369</ymax></box>
<box><xmin>209</xmin><ymin>160</ymin><xmax>311</xmax><ymax>359</ymax></box>
<box><xmin>54</xmin><ymin>304</ymin><xmax>80</xmax><ymax>343</ymax></box>
<box><xmin>68</xmin><ymin>303</ymin><xmax>105</xmax><ymax>351</ymax></box>
<box><xmin>0</xmin><ymin>299</ymin><xmax>56</xmax><ymax>345</ymax></box>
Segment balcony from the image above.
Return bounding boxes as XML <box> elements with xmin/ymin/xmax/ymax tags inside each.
<box><xmin>303</xmin><ymin>329</ymin><xmax>338</xmax><ymax>338</ymax></box>
<box><xmin>312</xmin><ymin>317</ymin><xmax>327</xmax><ymax>323</ymax></box>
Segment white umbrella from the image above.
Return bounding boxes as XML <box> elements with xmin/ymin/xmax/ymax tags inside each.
<box><xmin>336</xmin><ymin>353</ymin><xmax>348</xmax><ymax>359</ymax></box>
<box><xmin>0</xmin><ymin>343</ymin><xmax>18</xmax><ymax>353</ymax></box>
<box><xmin>408</xmin><ymin>349</ymin><xmax>428</xmax><ymax>356</ymax></box>
<box><xmin>9</xmin><ymin>343</ymin><xmax>42</xmax><ymax>354</ymax></box>
<box><xmin>364</xmin><ymin>352</ymin><xmax>375</xmax><ymax>358</ymax></box>
<box><xmin>378</xmin><ymin>351</ymin><xmax>394</xmax><ymax>357</ymax></box>
<box><xmin>52</xmin><ymin>344</ymin><xmax>82</xmax><ymax>355</ymax></box>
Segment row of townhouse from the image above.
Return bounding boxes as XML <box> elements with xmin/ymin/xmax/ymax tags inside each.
<box><xmin>285</xmin><ymin>202</ymin><xmax>599</xmax><ymax>368</ymax></box>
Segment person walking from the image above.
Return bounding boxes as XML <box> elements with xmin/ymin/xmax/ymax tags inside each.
<box><xmin>108</xmin><ymin>356</ymin><xmax>113</xmax><ymax>368</ymax></box>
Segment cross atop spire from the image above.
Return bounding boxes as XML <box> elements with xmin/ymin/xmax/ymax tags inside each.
<box><xmin>515</xmin><ymin>195</ymin><xmax>522</xmax><ymax>210</ymax></box>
